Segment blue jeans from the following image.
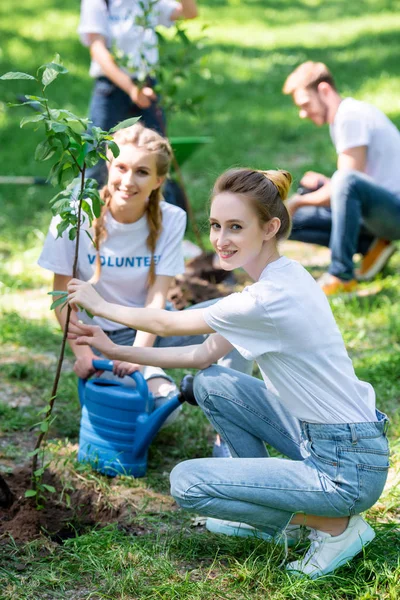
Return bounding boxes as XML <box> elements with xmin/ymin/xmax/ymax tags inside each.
<box><xmin>290</xmin><ymin>206</ymin><xmax>373</xmax><ymax>255</ymax></box>
<box><xmin>88</xmin><ymin>76</ymin><xmax>166</xmax><ymax>187</ymax></box>
<box><xmin>170</xmin><ymin>366</ymin><xmax>390</xmax><ymax>536</ymax></box>
<box><xmin>329</xmin><ymin>170</ymin><xmax>400</xmax><ymax>280</ymax></box>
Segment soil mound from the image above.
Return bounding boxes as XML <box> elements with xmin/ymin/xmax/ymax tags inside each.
<box><xmin>0</xmin><ymin>462</ymin><xmax>174</xmax><ymax>544</ymax></box>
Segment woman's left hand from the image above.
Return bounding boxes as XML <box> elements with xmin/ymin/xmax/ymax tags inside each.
<box><xmin>112</xmin><ymin>360</ymin><xmax>142</xmax><ymax>378</ymax></box>
<box><xmin>67</xmin><ymin>320</ymin><xmax>116</xmax><ymax>357</ymax></box>
<box><xmin>68</xmin><ymin>279</ymin><xmax>105</xmax><ymax>314</ymax></box>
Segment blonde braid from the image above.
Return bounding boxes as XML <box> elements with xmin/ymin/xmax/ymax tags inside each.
<box><xmin>145</xmin><ymin>189</ymin><xmax>163</xmax><ymax>286</ymax></box>
<box><xmin>91</xmin><ymin>185</ymin><xmax>112</xmax><ymax>283</ymax></box>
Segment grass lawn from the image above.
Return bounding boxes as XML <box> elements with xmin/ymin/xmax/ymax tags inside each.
<box><xmin>0</xmin><ymin>0</ymin><xmax>399</xmax><ymax>598</ymax></box>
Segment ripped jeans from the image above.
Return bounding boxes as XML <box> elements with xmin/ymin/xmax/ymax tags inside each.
<box><xmin>170</xmin><ymin>366</ymin><xmax>390</xmax><ymax>536</ymax></box>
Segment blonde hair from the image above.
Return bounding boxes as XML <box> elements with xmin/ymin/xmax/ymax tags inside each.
<box><xmin>212</xmin><ymin>168</ymin><xmax>292</xmax><ymax>240</ymax></box>
<box><xmin>92</xmin><ymin>123</ymin><xmax>172</xmax><ymax>287</ymax></box>
<box><xmin>283</xmin><ymin>61</ymin><xmax>336</xmax><ymax>95</ymax></box>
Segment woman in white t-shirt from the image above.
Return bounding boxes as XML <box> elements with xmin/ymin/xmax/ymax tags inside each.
<box><xmin>66</xmin><ymin>167</ymin><xmax>390</xmax><ymax>579</ymax></box>
<box><xmin>39</xmin><ymin>123</ymin><xmax>188</xmax><ymax>404</ymax></box>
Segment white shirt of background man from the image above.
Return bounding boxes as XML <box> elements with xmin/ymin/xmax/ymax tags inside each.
<box><xmin>330</xmin><ymin>97</ymin><xmax>400</xmax><ymax>198</ymax></box>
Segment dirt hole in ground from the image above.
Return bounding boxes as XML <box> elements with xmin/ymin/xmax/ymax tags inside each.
<box><xmin>0</xmin><ymin>463</ymin><xmax>175</xmax><ymax>544</ymax></box>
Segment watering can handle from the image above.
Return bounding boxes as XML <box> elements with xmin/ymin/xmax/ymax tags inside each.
<box><xmin>92</xmin><ymin>359</ymin><xmax>149</xmax><ymax>400</ymax></box>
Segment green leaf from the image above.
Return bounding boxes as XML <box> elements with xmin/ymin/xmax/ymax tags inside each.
<box><xmin>84</xmin><ymin>150</ymin><xmax>100</xmax><ymax>168</ymax></box>
<box><xmin>27</xmin><ymin>448</ymin><xmax>41</xmax><ymax>458</ymax></box>
<box><xmin>42</xmin><ymin>484</ymin><xmax>56</xmax><ymax>493</ymax></box>
<box><xmin>91</xmin><ymin>195</ymin><xmax>101</xmax><ymax>218</ymax></box>
<box><xmin>48</xmin><ymin>121</ymin><xmax>68</xmax><ymax>133</ymax></box>
<box><xmin>0</xmin><ymin>71</ymin><xmax>36</xmax><ymax>80</ymax></box>
<box><xmin>25</xmin><ymin>489</ymin><xmax>37</xmax><ymax>498</ymax></box>
<box><xmin>20</xmin><ymin>114</ymin><xmax>45</xmax><ymax>128</ymax></box>
<box><xmin>68</xmin><ymin>226</ymin><xmax>77</xmax><ymax>241</ymax></box>
<box><xmin>50</xmin><ymin>295</ymin><xmax>70</xmax><ymax>310</ymax></box>
<box><xmin>40</xmin><ymin>421</ymin><xmax>49</xmax><ymax>433</ymax></box>
<box><xmin>85</xmin><ymin>229</ymin><xmax>96</xmax><ymax>247</ymax></box>
<box><xmin>34</xmin><ymin>468</ymin><xmax>45</xmax><ymax>477</ymax></box>
<box><xmin>82</xmin><ymin>200</ymin><xmax>94</xmax><ymax>222</ymax></box>
<box><xmin>40</xmin><ymin>59</ymin><xmax>68</xmax><ymax>88</ymax></box>
<box><xmin>108</xmin><ymin>141</ymin><xmax>120</xmax><ymax>158</ymax></box>
<box><xmin>56</xmin><ymin>219</ymin><xmax>70</xmax><ymax>239</ymax></box>
<box><xmin>109</xmin><ymin>117</ymin><xmax>141</xmax><ymax>133</ymax></box>
<box><xmin>26</xmin><ymin>95</ymin><xmax>47</xmax><ymax>102</ymax></box>
<box><xmin>35</xmin><ymin>139</ymin><xmax>56</xmax><ymax>162</ymax></box>
<box><xmin>48</xmin><ymin>290</ymin><xmax>68</xmax><ymax>297</ymax></box>
<box><xmin>83</xmin><ymin>308</ymin><xmax>94</xmax><ymax>319</ymax></box>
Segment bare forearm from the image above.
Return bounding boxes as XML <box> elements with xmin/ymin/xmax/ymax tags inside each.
<box><xmin>296</xmin><ymin>181</ymin><xmax>331</xmax><ymax>208</ymax></box>
<box><xmin>96</xmin><ymin>302</ymin><xmax>211</xmax><ymax>336</ymax></box>
<box><xmin>90</xmin><ymin>40</ymin><xmax>136</xmax><ymax>95</ymax></box>
<box><xmin>108</xmin><ymin>343</ymin><xmax>211</xmax><ymax>370</ymax></box>
<box><xmin>134</xmin><ymin>330</ymin><xmax>157</xmax><ymax>348</ymax></box>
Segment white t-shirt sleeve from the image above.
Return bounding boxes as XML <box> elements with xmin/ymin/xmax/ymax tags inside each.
<box><xmin>156</xmin><ymin>206</ymin><xmax>187</xmax><ymax>276</ymax></box>
<box><xmin>37</xmin><ymin>216</ymin><xmax>75</xmax><ymax>276</ymax></box>
<box><xmin>156</xmin><ymin>0</ymin><xmax>180</xmax><ymax>27</ymax></box>
<box><xmin>203</xmin><ymin>289</ymin><xmax>281</xmax><ymax>360</ymax></box>
<box><xmin>78</xmin><ymin>0</ymin><xmax>109</xmax><ymax>47</ymax></box>
<box><xmin>334</xmin><ymin>111</ymin><xmax>370</xmax><ymax>154</ymax></box>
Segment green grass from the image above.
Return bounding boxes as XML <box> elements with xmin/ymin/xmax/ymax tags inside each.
<box><xmin>0</xmin><ymin>0</ymin><xmax>400</xmax><ymax>598</ymax></box>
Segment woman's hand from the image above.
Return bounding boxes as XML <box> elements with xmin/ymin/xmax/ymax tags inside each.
<box><xmin>73</xmin><ymin>354</ymin><xmax>103</xmax><ymax>379</ymax></box>
<box><xmin>300</xmin><ymin>171</ymin><xmax>330</xmax><ymax>189</ymax></box>
<box><xmin>68</xmin><ymin>320</ymin><xmax>116</xmax><ymax>357</ymax></box>
<box><xmin>129</xmin><ymin>85</ymin><xmax>156</xmax><ymax>109</ymax></box>
<box><xmin>112</xmin><ymin>360</ymin><xmax>142</xmax><ymax>378</ymax></box>
<box><xmin>67</xmin><ymin>279</ymin><xmax>105</xmax><ymax>315</ymax></box>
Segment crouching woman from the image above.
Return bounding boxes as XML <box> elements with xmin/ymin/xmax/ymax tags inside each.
<box><xmin>67</xmin><ymin>167</ymin><xmax>390</xmax><ymax>579</ymax></box>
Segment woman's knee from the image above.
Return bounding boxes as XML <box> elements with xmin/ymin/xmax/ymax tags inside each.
<box><xmin>170</xmin><ymin>459</ymin><xmax>206</xmax><ymax>510</ymax></box>
<box><xmin>193</xmin><ymin>365</ymin><xmax>224</xmax><ymax>409</ymax></box>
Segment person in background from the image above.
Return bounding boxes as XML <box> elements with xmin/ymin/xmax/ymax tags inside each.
<box><xmin>67</xmin><ymin>167</ymin><xmax>389</xmax><ymax>579</ymax></box>
<box><xmin>78</xmin><ymin>0</ymin><xmax>198</xmax><ymax>186</ymax></box>
<box><xmin>283</xmin><ymin>61</ymin><xmax>400</xmax><ymax>295</ymax></box>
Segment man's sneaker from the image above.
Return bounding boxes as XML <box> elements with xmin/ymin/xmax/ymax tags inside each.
<box><xmin>286</xmin><ymin>515</ymin><xmax>375</xmax><ymax>579</ymax></box>
<box><xmin>318</xmin><ymin>272</ymin><xmax>358</xmax><ymax>296</ymax></box>
<box><xmin>206</xmin><ymin>518</ymin><xmax>304</xmax><ymax>547</ymax></box>
<box><xmin>356</xmin><ymin>239</ymin><xmax>397</xmax><ymax>281</ymax></box>
<box><xmin>212</xmin><ymin>437</ymin><xmax>232</xmax><ymax>458</ymax></box>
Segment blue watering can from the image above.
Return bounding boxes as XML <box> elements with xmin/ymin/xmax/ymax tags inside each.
<box><xmin>78</xmin><ymin>359</ymin><xmax>196</xmax><ymax>477</ymax></box>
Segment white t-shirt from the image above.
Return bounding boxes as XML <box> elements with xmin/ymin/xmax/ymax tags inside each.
<box><xmin>38</xmin><ymin>202</ymin><xmax>186</xmax><ymax>331</ymax></box>
<box><xmin>203</xmin><ymin>257</ymin><xmax>376</xmax><ymax>425</ymax></box>
<box><xmin>79</xmin><ymin>0</ymin><xmax>179</xmax><ymax>79</ymax></box>
<box><xmin>330</xmin><ymin>98</ymin><xmax>400</xmax><ymax>198</ymax></box>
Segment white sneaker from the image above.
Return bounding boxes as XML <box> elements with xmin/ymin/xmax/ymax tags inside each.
<box><xmin>206</xmin><ymin>518</ymin><xmax>304</xmax><ymax>547</ymax></box>
<box><xmin>286</xmin><ymin>515</ymin><xmax>375</xmax><ymax>579</ymax></box>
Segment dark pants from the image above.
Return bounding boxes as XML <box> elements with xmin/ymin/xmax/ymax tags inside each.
<box><xmin>87</xmin><ymin>76</ymin><xmax>166</xmax><ymax>187</ymax></box>
<box><xmin>290</xmin><ymin>205</ymin><xmax>374</xmax><ymax>256</ymax></box>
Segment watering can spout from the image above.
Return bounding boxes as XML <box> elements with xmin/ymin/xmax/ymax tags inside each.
<box><xmin>131</xmin><ymin>393</ymin><xmax>182</xmax><ymax>458</ymax></box>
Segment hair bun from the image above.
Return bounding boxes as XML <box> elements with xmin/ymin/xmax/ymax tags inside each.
<box><xmin>260</xmin><ymin>170</ymin><xmax>292</xmax><ymax>201</ymax></box>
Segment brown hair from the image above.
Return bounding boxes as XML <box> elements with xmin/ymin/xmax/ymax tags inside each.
<box><xmin>283</xmin><ymin>61</ymin><xmax>336</xmax><ymax>95</ymax></box>
<box><xmin>212</xmin><ymin>168</ymin><xmax>293</xmax><ymax>240</ymax></box>
<box><xmin>92</xmin><ymin>123</ymin><xmax>172</xmax><ymax>287</ymax></box>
